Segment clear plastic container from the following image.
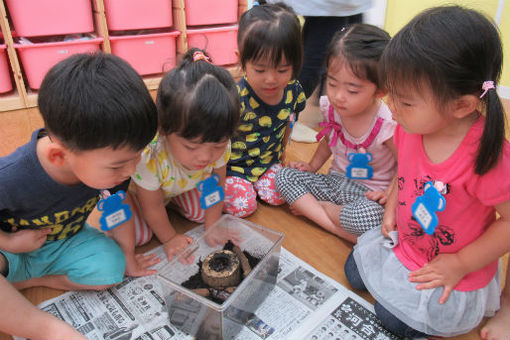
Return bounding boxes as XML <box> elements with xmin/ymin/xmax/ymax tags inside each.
<box><xmin>158</xmin><ymin>214</ymin><xmax>284</xmax><ymax>339</ymax></box>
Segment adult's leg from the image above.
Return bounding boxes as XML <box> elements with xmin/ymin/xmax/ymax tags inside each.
<box><xmin>299</xmin><ymin>14</ymin><xmax>363</xmax><ymax>98</ymax></box>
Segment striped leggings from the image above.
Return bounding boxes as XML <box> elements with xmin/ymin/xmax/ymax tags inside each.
<box><xmin>128</xmin><ymin>188</ymin><xmax>205</xmax><ymax>246</ymax></box>
<box><xmin>275</xmin><ymin>167</ymin><xmax>384</xmax><ymax>235</ymax></box>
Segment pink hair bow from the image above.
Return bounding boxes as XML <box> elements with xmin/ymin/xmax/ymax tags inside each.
<box><xmin>480</xmin><ymin>80</ymin><xmax>495</xmax><ymax>98</ymax></box>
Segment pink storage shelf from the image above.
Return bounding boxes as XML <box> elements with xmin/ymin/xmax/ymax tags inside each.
<box><xmin>0</xmin><ymin>44</ymin><xmax>13</xmax><ymax>93</ymax></box>
<box><xmin>186</xmin><ymin>25</ymin><xmax>238</xmax><ymax>66</ymax></box>
<box><xmin>5</xmin><ymin>0</ymin><xmax>94</xmax><ymax>37</ymax></box>
<box><xmin>15</xmin><ymin>37</ymin><xmax>103</xmax><ymax>90</ymax></box>
<box><xmin>109</xmin><ymin>30</ymin><xmax>180</xmax><ymax>76</ymax></box>
<box><xmin>104</xmin><ymin>0</ymin><xmax>173</xmax><ymax>31</ymax></box>
<box><xmin>185</xmin><ymin>0</ymin><xmax>238</xmax><ymax>26</ymax></box>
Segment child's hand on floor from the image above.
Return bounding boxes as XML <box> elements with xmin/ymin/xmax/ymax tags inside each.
<box><xmin>125</xmin><ymin>253</ymin><xmax>161</xmax><ymax>277</ymax></box>
<box><xmin>163</xmin><ymin>233</ymin><xmax>193</xmax><ymax>262</ymax></box>
<box><xmin>409</xmin><ymin>253</ymin><xmax>466</xmax><ymax>304</ymax></box>
<box><xmin>289</xmin><ymin>161</ymin><xmax>314</xmax><ymax>172</ymax></box>
<box><xmin>4</xmin><ymin>228</ymin><xmax>52</xmax><ymax>253</ymax></box>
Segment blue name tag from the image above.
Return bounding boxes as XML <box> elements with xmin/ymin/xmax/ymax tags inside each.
<box><xmin>197</xmin><ymin>174</ymin><xmax>224</xmax><ymax>209</ymax></box>
<box><xmin>346</xmin><ymin>152</ymin><xmax>373</xmax><ymax>180</ymax></box>
<box><xmin>412</xmin><ymin>181</ymin><xmax>446</xmax><ymax>235</ymax></box>
<box><xmin>97</xmin><ymin>190</ymin><xmax>132</xmax><ymax>231</ymax></box>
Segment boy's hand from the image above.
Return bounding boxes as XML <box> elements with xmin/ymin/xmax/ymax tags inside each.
<box><xmin>5</xmin><ymin>229</ymin><xmax>52</xmax><ymax>253</ymax></box>
<box><xmin>163</xmin><ymin>233</ymin><xmax>193</xmax><ymax>261</ymax></box>
<box><xmin>125</xmin><ymin>253</ymin><xmax>161</xmax><ymax>277</ymax></box>
<box><xmin>409</xmin><ymin>253</ymin><xmax>466</xmax><ymax>304</ymax></box>
<box><xmin>366</xmin><ymin>190</ymin><xmax>388</xmax><ymax>205</ymax></box>
<box><xmin>289</xmin><ymin>161</ymin><xmax>314</xmax><ymax>172</ymax></box>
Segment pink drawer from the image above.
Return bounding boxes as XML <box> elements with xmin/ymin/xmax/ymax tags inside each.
<box><xmin>5</xmin><ymin>0</ymin><xmax>94</xmax><ymax>37</ymax></box>
<box><xmin>0</xmin><ymin>45</ymin><xmax>13</xmax><ymax>93</ymax></box>
<box><xmin>109</xmin><ymin>31</ymin><xmax>180</xmax><ymax>76</ymax></box>
<box><xmin>104</xmin><ymin>0</ymin><xmax>173</xmax><ymax>31</ymax></box>
<box><xmin>186</xmin><ymin>25</ymin><xmax>237</xmax><ymax>66</ymax></box>
<box><xmin>185</xmin><ymin>0</ymin><xmax>238</xmax><ymax>26</ymax></box>
<box><xmin>15</xmin><ymin>38</ymin><xmax>103</xmax><ymax>90</ymax></box>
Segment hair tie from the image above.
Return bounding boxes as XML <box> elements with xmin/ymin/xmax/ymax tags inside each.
<box><xmin>480</xmin><ymin>80</ymin><xmax>495</xmax><ymax>98</ymax></box>
<box><xmin>193</xmin><ymin>51</ymin><xmax>212</xmax><ymax>63</ymax></box>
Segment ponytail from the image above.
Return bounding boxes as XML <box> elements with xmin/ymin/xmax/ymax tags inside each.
<box><xmin>476</xmin><ymin>86</ymin><xmax>505</xmax><ymax>175</ymax></box>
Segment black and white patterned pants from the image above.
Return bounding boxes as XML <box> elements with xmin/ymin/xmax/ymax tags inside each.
<box><xmin>275</xmin><ymin>167</ymin><xmax>384</xmax><ymax>235</ymax></box>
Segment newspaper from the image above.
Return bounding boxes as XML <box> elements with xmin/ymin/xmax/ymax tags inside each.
<box><xmin>17</xmin><ymin>225</ymin><xmax>410</xmax><ymax>340</ymax></box>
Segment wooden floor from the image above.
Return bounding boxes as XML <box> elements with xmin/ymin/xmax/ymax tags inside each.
<box><xmin>0</xmin><ymin>98</ymin><xmax>509</xmax><ymax>340</ymax></box>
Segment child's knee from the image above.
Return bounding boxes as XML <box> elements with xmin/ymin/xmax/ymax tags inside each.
<box><xmin>224</xmin><ymin>197</ymin><xmax>257</xmax><ymax>217</ymax></box>
<box><xmin>344</xmin><ymin>251</ymin><xmax>366</xmax><ymax>291</ymax></box>
<box><xmin>224</xmin><ymin>176</ymin><xmax>258</xmax><ymax>217</ymax></box>
<box><xmin>68</xmin><ymin>237</ymin><xmax>126</xmax><ymax>286</ymax></box>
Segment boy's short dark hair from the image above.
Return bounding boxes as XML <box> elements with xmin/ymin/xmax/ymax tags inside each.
<box><xmin>38</xmin><ymin>52</ymin><xmax>158</xmax><ymax>151</ymax></box>
<box><xmin>238</xmin><ymin>2</ymin><xmax>303</xmax><ymax>78</ymax></box>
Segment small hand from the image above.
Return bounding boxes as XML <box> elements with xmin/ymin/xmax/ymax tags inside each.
<box><xmin>5</xmin><ymin>228</ymin><xmax>52</xmax><ymax>253</ymax></box>
<box><xmin>125</xmin><ymin>253</ymin><xmax>161</xmax><ymax>277</ymax></box>
<box><xmin>366</xmin><ymin>190</ymin><xmax>387</xmax><ymax>205</ymax></box>
<box><xmin>288</xmin><ymin>161</ymin><xmax>314</xmax><ymax>172</ymax></box>
<box><xmin>409</xmin><ymin>253</ymin><xmax>466</xmax><ymax>304</ymax></box>
<box><xmin>163</xmin><ymin>233</ymin><xmax>193</xmax><ymax>261</ymax></box>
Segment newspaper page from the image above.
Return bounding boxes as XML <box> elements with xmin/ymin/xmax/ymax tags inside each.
<box><xmin>16</xmin><ymin>225</ymin><xmax>412</xmax><ymax>340</ymax></box>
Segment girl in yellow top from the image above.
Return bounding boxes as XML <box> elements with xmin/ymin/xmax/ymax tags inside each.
<box><xmin>125</xmin><ymin>49</ymin><xmax>239</xmax><ymax>274</ymax></box>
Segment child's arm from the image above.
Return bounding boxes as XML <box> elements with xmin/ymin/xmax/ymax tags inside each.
<box><xmin>0</xmin><ymin>274</ymin><xmax>86</xmax><ymax>339</ymax></box>
<box><xmin>106</xmin><ymin>194</ymin><xmax>160</xmax><ymax>277</ymax></box>
<box><xmin>410</xmin><ymin>199</ymin><xmax>510</xmax><ymax>304</ymax></box>
<box><xmin>366</xmin><ymin>137</ymin><xmax>398</xmax><ymax>205</ymax></box>
<box><xmin>289</xmin><ymin>137</ymin><xmax>332</xmax><ymax>172</ymax></box>
<box><xmin>0</xmin><ymin>228</ymin><xmax>51</xmax><ymax>253</ymax></box>
<box><xmin>135</xmin><ymin>184</ymin><xmax>192</xmax><ymax>261</ymax></box>
<box><xmin>380</xmin><ymin>177</ymin><xmax>398</xmax><ymax>238</ymax></box>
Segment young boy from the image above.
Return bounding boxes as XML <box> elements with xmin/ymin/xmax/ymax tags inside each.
<box><xmin>0</xmin><ymin>52</ymin><xmax>158</xmax><ymax>338</ymax></box>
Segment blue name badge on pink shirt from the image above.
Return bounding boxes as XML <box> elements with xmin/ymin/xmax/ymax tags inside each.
<box><xmin>346</xmin><ymin>152</ymin><xmax>373</xmax><ymax>180</ymax></box>
<box><xmin>197</xmin><ymin>174</ymin><xmax>224</xmax><ymax>209</ymax></box>
<box><xmin>97</xmin><ymin>190</ymin><xmax>132</xmax><ymax>231</ymax></box>
<box><xmin>412</xmin><ymin>181</ymin><xmax>446</xmax><ymax>235</ymax></box>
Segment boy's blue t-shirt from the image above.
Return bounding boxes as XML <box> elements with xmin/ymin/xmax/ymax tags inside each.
<box><xmin>227</xmin><ymin>77</ymin><xmax>306</xmax><ymax>182</ymax></box>
<box><xmin>0</xmin><ymin>129</ymin><xmax>129</xmax><ymax>241</ymax></box>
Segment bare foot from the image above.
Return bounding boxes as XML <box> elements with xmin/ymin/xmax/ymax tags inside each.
<box><xmin>125</xmin><ymin>253</ymin><xmax>161</xmax><ymax>277</ymax></box>
<box><xmin>481</xmin><ymin>295</ymin><xmax>510</xmax><ymax>340</ymax></box>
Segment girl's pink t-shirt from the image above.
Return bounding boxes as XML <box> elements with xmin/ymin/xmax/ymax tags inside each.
<box><xmin>393</xmin><ymin>118</ymin><xmax>510</xmax><ymax>291</ymax></box>
<box><xmin>319</xmin><ymin>96</ymin><xmax>397</xmax><ymax>191</ymax></box>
